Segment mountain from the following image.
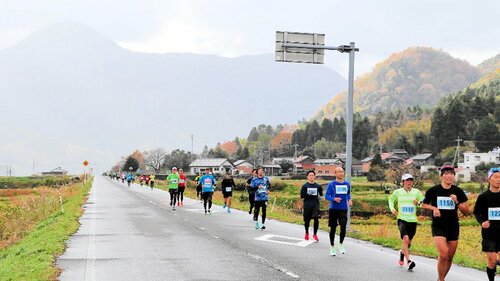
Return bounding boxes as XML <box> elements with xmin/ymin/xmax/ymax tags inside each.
<box><xmin>478</xmin><ymin>53</ymin><xmax>500</xmax><ymax>75</ymax></box>
<box><xmin>316</xmin><ymin>47</ymin><xmax>482</xmax><ymax>120</ymax></box>
<box><xmin>0</xmin><ymin>22</ymin><xmax>346</xmax><ymax>175</ymax></box>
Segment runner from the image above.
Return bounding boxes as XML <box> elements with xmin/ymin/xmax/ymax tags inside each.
<box><xmin>250</xmin><ymin>167</ymin><xmax>270</xmax><ymax>230</ymax></box>
<box><xmin>126</xmin><ymin>172</ymin><xmax>134</xmax><ymax>187</ymax></box>
<box><xmin>473</xmin><ymin>167</ymin><xmax>500</xmax><ymax>281</ymax></box>
<box><xmin>166</xmin><ymin>167</ymin><xmax>180</xmax><ymax>210</ymax></box>
<box><xmin>325</xmin><ymin>166</ymin><xmax>352</xmax><ymax>256</ymax></box>
<box><xmin>246</xmin><ymin>169</ymin><xmax>258</xmax><ymax>217</ymax></box>
<box><xmin>199</xmin><ymin>168</ymin><xmax>216</xmax><ymax>214</ymax></box>
<box><xmin>301</xmin><ymin>170</ymin><xmax>323</xmax><ymax>242</ymax></box>
<box><xmin>149</xmin><ymin>173</ymin><xmax>155</xmax><ymax>190</ymax></box>
<box><xmin>221</xmin><ymin>172</ymin><xmax>236</xmax><ymax>213</ymax></box>
<box><xmin>177</xmin><ymin>168</ymin><xmax>187</xmax><ymax>206</ymax></box>
<box><xmin>421</xmin><ymin>163</ymin><xmax>471</xmax><ymax>281</ymax></box>
<box><xmin>388</xmin><ymin>173</ymin><xmax>424</xmax><ymax>270</ymax></box>
<box><xmin>194</xmin><ymin>172</ymin><xmax>202</xmax><ymax>200</ymax></box>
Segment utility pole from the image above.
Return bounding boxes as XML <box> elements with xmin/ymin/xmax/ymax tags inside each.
<box><xmin>293</xmin><ymin>143</ymin><xmax>299</xmax><ymax>174</ymax></box>
<box><xmin>452</xmin><ymin>136</ymin><xmax>463</xmax><ymax>166</ymax></box>
<box><xmin>191</xmin><ymin>134</ymin><xmax>194</xmax><ymax>163</ymax></box>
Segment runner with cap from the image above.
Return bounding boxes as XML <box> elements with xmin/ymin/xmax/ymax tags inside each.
<box><xmin>325</xmin><ymin>166</ymin><xmax>352</xmax><ymax>256</ymax></box>
<box><xmin>473</xmin><ymin>167</ymin><xmax>500</xmax><ymax>281</ymax></box>
<box><xmin>250</xmin><ymin>167</ymin><xmax>271</xmax><ymax>230</ymax></box>
<box><xmin>177</xmin><ymin>168</ymin><xmax>187</xmax><ymax>206</ymax></box>
<box><xmin>221</xmin><ymin>172</ymin><xmax>236</xmax><ymax>213</ymax></box>
<box><xmin>166</xmin><ymin>167</ymin><xmax>180</xmax><ymax>210</ymax></box>
<box><xmin>388</xmin><ymin>173</ymin><xmax>424</xmax><ymax>270</ymax></box>
<box><xmin>199</xmin><ymin>168</ymin><xmax>216</xmax><ymax>214</ymax></box>
<box><xmin>422</xmin><ymin>163</ymin><xmax>471</xmax><ymax>281</ymax></box>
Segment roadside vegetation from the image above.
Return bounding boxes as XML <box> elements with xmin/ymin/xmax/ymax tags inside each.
<box><xmin>0</xmin><ymin>177</ymin><xmax>92</xmax><ymax>281</ymax></box>
<box><xmin>155</xmin><ymin>177</ymin><xmax>484</xmax><ymax>270</ymax></box>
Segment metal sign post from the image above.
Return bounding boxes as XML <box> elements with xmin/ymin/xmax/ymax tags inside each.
<box><xmin>275</xmin><ymin>31</ymin><xmax>359</xmax><ymax>229</ymax></box>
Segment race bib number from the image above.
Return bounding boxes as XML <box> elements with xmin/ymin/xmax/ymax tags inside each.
<box><xmin>225</xmin><ymin>187</ymin><xmax>232</xmax><ymax>192</ymax></box>
<box><xmin>400</xmin><ymin>205</ymin><xmax>415</xmax><ymax>214</ymax></box>
<box><xmin>203</xmin><ymin>179</ymin><xmax>212</xmax><ymax>188</ymax></box>
<box><xmin>171</xmin><ymin>179</ymin><xmax>178</xmax><ymax>184</ymax></box>
<box><xmin>257</xmin><ymin>185</ymin><xmax>267</xmax><ymax>193</ymax></box>
<box><xmin>179</xmin><ymin>179</ymin><xmax>185</xmax><ymax>184</ymax></box>
<box><xmin>307</xmin><ymin>188</ymin><xmax>318</xmax><ymax>196</ymax></box>
<box><xmin>335</xmin><ymin>185</ymin><xmax>348</xmax><ymax>194</ymax></box>
<box><xmin>488</xmin><ymin>207</ymin><xmax>500</xmax><ymax>220</ymax></box>
<box><xmin>437</xmin><ymin>196</ymin><xmax>455</xmax><ymax>210</ymax></box>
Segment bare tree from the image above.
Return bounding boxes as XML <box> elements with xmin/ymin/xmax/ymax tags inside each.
<box><xmin>144</xmin><ymin>148</ymin><xmax>167</xmax><ymax>173</ymax></box>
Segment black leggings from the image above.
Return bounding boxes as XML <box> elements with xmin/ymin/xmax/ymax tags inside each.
<box><xmin>329</xmin><ymin>217</ymin><xmax>347</xmax><ymax>246</ymax></box>
<box><xmin>254</xmin><ymin>201</ymin><xmax>267</xmax><ymax>224</ymax></box>
<box><xmin>169</xmin><ymin>189</ymin><xmax>177</xmax><ymax>206</ymax></box>
<box><xmin>305</xmin><ymin>218</ymin><xmax>319</xmax><ymax>235</ymax></box>
<box><xmin>249</xmin><ymin>193</ymin><xmax>256</xmax><ymax>212</ymax></box>
<box><xmin>202</xmin><ymin>192</ymin><xmax>213</xmax><ymax>211</ymax></box>
<box><xmin>177</xmin><ymin>187</ymin><xmax>185</xmax><ymax>202</ymax></box>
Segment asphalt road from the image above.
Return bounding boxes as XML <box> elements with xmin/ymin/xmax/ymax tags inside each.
<box><xmin>57</xmin><ymin>177</ymin><xmax>486</xmax><ymax>281</ymax></box>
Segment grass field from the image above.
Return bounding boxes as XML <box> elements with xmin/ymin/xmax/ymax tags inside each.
<box><xmin>154</xmin><ymin>178</ymin><xmax>486</xmax><ymax>271</ymax></box>
<box><xmin>0</xmin><ymin>178</ymin><xmax>92</xmax><ymax>281</ymax></box>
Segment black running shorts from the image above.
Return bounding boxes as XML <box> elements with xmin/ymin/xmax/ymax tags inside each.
<box><xmin>397</xmin><ymin>219</ymin><xmax>417</xmax><ymax>240</ymax></box>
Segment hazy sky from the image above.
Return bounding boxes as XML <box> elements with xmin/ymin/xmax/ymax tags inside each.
<box><xmin>1</xmin><ymin>0</ymin><xmax>499</xmax><ymax>77</ymax></box>
<box><xmin>1</xmin><ymin>0</ymin><xmax>499</xmax><ymax>175</ymax></box>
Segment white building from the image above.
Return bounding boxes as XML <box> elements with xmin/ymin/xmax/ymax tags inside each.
<box><xmin>188</xmin><ymin>158</ymin><xmax>234</xmax><ymax>175</ymax></box>
<box><xmin>458</xmin><ymin>149</ymin><xmax>500</xmax><ymax>171</ymax></box>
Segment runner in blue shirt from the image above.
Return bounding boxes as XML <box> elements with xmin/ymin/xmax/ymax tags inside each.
<box><xmin>325</xmin><ymin>166</ymin><xmax>352</xmax><ymax>256</ymax></box>
<box><xmin>199</xmin><ymin>168</ymin><xmax>216</xmax><ymax>214</ymax></box>
<box><xmin>250</xmin><ymin>167</ymin><xmax>271</xmax><ymax>230</ymax></box>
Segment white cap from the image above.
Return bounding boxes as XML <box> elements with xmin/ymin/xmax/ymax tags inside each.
<box><xmin>172</xmin><ymin>167</ymin><xmax>177</xmax><ymax>170</ymax></box>
<box><xmin>401</xmin><ymin>173</ymin><xmax>414</xmax><ymax>181</ymax></box>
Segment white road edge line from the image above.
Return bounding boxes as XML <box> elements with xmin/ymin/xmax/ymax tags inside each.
<box><xmin>84</xmin><ymin>194</ymin><xmax>96</xmax><ymax>281</ymax></box>
<box><xmin>248</xmin><ymin>253</ymin><xmax>300</xmax><ymax>279</ymax></box>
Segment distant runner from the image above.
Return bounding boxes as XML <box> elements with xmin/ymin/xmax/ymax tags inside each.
<box><xmin>194</xmin><ymin>172</ymin><xmax>202</xmax><ymax>200</ymax></box>
<box><xmin>388</xmin><ymin>173</ymin><xmax>424</xmax><ymax>270</ymax></box>
<box><xmin>199</xmin><ymin>168</ymin><xmax>216</xmax><ymax>214</ymax></box>
<box><xmin>166</xmin><ymin>167</ymin><xmax>180</xmax><ymax>210</ymax></box>
<box><xmin>221</xmin><ymin>172</ymin><xmax>236</xmax><ymax>213</ymax></box>
<box><xmin>177</xmin><ymin>169</ymin><xmax>187</xmax><ymax>206</ymax></box>
<box><xmin>246</xmin><ymin>169</ymin><xmax>257</xmax><ymax>217</ymax></box>
<box><xmin>301</xmin><ymin>170</ymin><xmax>323</xmax><ymax>242</ymax></box>
<box><xmin>325</xmin><ymin>167</ymin><xmax>352</xmax><ymax>256</ymax></box>
<box><xmin>250</xmin><ymin>167</ymin><xmax>270</xmax><ymax>230</ymax></box>
<box><xmin>473</xmin><ymin>167</ymin><xmax>500</xmax><ymax>281</ymax></box>
<box><xmin>422</xmin><ymin>163</ymin><xmax>470</xmax><ymax>281</ymax></box>
<box><xmin>149</xmin><ymin>174</ymin><xmax>155</xmax><ymax>190</ymax></box>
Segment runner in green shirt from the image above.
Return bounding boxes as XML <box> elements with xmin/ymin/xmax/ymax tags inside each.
<box><xmin>167</xmin><ymin>167</ymin><xmax>180</xmax><ymax>210</ymax></box>
<box><xmin>388</xmin><ymin>173</ymin><xmax>424</xmax><ymax>270</ymax></box>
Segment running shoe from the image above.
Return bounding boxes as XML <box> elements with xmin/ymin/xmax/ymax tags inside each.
<box><xmin>181</xmin><ymin>202</ymin><xmax>184</xmax><ymax>206</ymax></box>
<box><xmin>313</xmin><ymin>234</ymin><xmax>319</xmax><ymax>242</ymax></box>
<box><xmin>399</xmin><ymin>251</ymin><xmax>405</xmax><ymax>266</ymax></box>
<box><xmin>338</xmin><ymin>244</ymin><xmax>346</xmax><ymax>254</ymax></box>
<box><xmin>227</xmin><ymin>208</ymin><xmax>231</xmax><ymax>213</ymax></box>
<box><xmin>260</xmin><ymin>225</ymin><xmax>266</xmax><ymax>230</ymax></box>
<box><xmin>330</xmin><ymin>246</ymin><xmax>336</xmax><ymax>256</ymax></box>
<box><xmin>407</xmin><ymin>260</ymin><xmax>415</xmax><ymax>270</ymax></box>
<box><xmin>253</xmin><ymin>216</ymin><xmax>258</xmax><ymax>221</ymax></box>
<box><xmin>205</xmin><ymin>210</ymin><xmax>208</xmax><ymax>215</ymax></box>
<box><xmin>177</xmin><ymin>202</ymin><xmax>180</xmax><ymax>206</ymax></box>
<box><xmin>208</xmin><ymin>209</ymin><xmax>211</xmax><ymax>214</ymax></box>
<box><xmin>223</xmin><ymin>203</ymin><xmax>226</xmax><ymax>209</ymax></box>
<box><xmin>248</xmin><ymin>210</ymin><xmax>252</xmax><ymax>214</ymax></box>
<box><xmin>255</xmin><ymin>222</ymin><xmax>260</xmax><ymax>229</ymax></box>
<box><xmin>304</xmin><ymin>233</ymin><xmax>309</xmax><ymax>240</ymax></box>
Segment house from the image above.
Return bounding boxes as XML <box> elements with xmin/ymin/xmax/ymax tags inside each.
<box><xmin>315</xmin><ymin>165</ymin><xmax>342</xmax><ymax>176</ymax></box>
<box><xmin>412</xmin><ymin>153</ymin><xmax>435</xmax><ymax>167</ymax></box>
<box><xmin>41</xmin><ymin>167</ymin><xmax>68</xmax><ymax>176</ymax></box>
<box><xmin>262</xmin><ymin>164</ymin><xmax>282</xmax><ymax>176</ymax></box>
<box><xmin>233</xmin><ymin>160</ymin><xmax>254</xmax><ymax>175</ymax></box>
<box><xmin>188</xmin><ymin>158</ymin><xmax>234</xmax><ymax>175</ymax></box>
<box><xmin>273</xmin><ymin>156</ymin><xmax>315</xmax><ymax>173</ymax></box>
<box><xmin>315</xmin><ymin>156</ymin><xmax>363</xmax><ymax>176</ymax></box>
<box><xmin>458</xmin><ymin>150</ymin><xmax>500</xmax><ymax>171</ymax></box>
<box><xmin>456</xmin><ymin>168</ymin><xmax>473</xmax><ymax>182</ymax></box>
<box><xmin>391</xmin><ymin>149</ymin><xmax>411</xmax><ymax>160</ymax></box>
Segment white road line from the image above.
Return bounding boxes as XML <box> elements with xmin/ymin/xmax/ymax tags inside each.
<box><xmin>248</xmin><ymin>253</ymin><xmax>299</xmax><ymax>279</ymax></box>
<box><xmin>149</xmin><ymin>201</ymin><xmax>157</xmax><ymax>205</ymax></box>
<box><xmin>255</xmin><ymin>234</ymin><xmax>315</xmax><ymax>247</ymax></box>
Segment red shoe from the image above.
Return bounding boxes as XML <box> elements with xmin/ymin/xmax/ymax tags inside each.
<box><xmin>313</xmin><ymin>234</ymin><xmax>319</xmax><ymax>242</ymax></box>
<box><xmin>177</xmin><ymin>202</ymin><xmax>180</xmax><ymax>206</ymax></box>
<box><xmin>181</xmin><ymin>202</ymin><xmax>184</xmax><ymax>206</ymax></box>
<box><xmin>304</xmin><ymin>233</ymin><xmax>309</xmax><ymax>240</ymax></box>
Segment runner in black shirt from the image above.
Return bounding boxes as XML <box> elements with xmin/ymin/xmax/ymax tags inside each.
<box><xmin>473</xmin><ymin>167</ymin><xmax>500</xmax><ymax>281</ymax></box>
<box><xmin>300</xmin><ymin>170</ymin><xmax>323</xmax><ymax>242</ymax></box>
<box><xmin>246</xmin><ymin>169</ymin><xmax>257</xmax><ymax>218</ymax></box>
<box><xmin>221</xmin><ymin>172</ymin><xmax>236</xmax><ymax>213</ymax></box>
<box><xmin>422</xmin><ymin>163</ymin><xmax>470</xmax><ymax>281</ymax></box>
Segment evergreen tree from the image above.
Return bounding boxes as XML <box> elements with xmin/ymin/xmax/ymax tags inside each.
<box><xmin>248</xmin><ymin>127</ymin><xmax>260</xmax><ymax>142</ymax></box>
<box><xmin>122</xmin><ymin>156</ymin><xmax>139</xmax><ymax>172</ymax></box>
<box><xmin>320</xmin><ymin>118</ymin><xmax>335</xmax><ymax>141</ymax></box>
<box><xmin>430</xmin><ymin>108</ymin><xmax>446</xmax><ymax>152</ymax></box>
<box><xmin>473</xmin><ymin>117</ymin><xmax>500</xmax><ymax>152</ymax></box>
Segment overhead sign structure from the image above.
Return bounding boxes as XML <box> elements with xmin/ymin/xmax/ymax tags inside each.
<box><xmin>275</xmin><ymin>31</ymin><xmax>325</xmax><ymax>64</ymax></box>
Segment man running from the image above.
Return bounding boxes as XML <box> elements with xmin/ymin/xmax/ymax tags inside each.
<box><xmin>325</xmin><ymin>166</ymin><xmax>352</xmax><ymax>256</ymax></box>
<box><xmin>422</xmin><ymin>163</ymin><xmax>470</xmax><ymax>281</ymax></box>
<box><xmin>199</xmin><ymin>168</ymin><xmax>216</xmax><ymax>214</ymax></box>
<box><xmin>166</xmin><ymin>167</ymin><xmax>180</xmax><ymax>210</ymax></box>
<box><xmin>388</xmin><ymin>173</ymin><xmax>424</xmax><ymax>270</ymax></box>
<box><xmin>221</xmin><ymin>172</ymin><xmax>236</xmax><ymax>213</ymax></box>
<box><xmin>301</xmin><ymin>170</ymin><xmax>323</xmax><ymax>242</ymax></box>
<box><xmin>246</xmin><ymin>169</ymin><xmax>257</xmax><ymax>217</ymax></box>
<box><xmin>177</xmin><ymin>168</ymin><xmax>187</xmax><ymax>206</ymax></box>
<box><xmin>473</xmin><ymin>167</ymin><xmax>500</xmax><ymax>281</ymax></box>
<box><xmin>194</xmin><ymin>172</ymin><xmax>202</xmax><ymax>200</ymax></box>
<box><xmin>250</xmin><ymin>167</ymin><xmax>270</xmax><ymax>230</ymax></box>
<box><xmin>149</xmin><ymin>173</ymin><xmax>155</xmax><ymax>190</ymax></box>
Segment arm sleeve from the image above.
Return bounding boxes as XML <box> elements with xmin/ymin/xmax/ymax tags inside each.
<box><xmin>300</xmin><ymin>185</ymin><xmax>307</xmax><ymax>199</ymax></box>
<box><xmin>318</xmin><ymin>185</ymin><xmax>323</xmax><ymax>197</ymax></box>
<box><xmin>325</xmin><ymin>183</ymin><xmax>334</xmax><ymax>202</ymax></box>
<box><xmin>388</xmin><ymin>191</ymin><xmax>396</xmax><ymax>212</ymax></box>
<box><xmin>473</xmin><ymin>195</ymin><xmax>485</xmax><ymax>224</ymax></box>
<box><xmin>457</xmin><ymin>188</ymin><xmax>468</xmax><ymax>203</ymax></box>
<box><xmin>423</xmin><ymin>188</ymin><xmax>433</xmax><ymax>204</ymax></box>
<box><xmin>347</xmin><ymin>183</ymin><xmax>352</xmax><ymax>201</ymax></box>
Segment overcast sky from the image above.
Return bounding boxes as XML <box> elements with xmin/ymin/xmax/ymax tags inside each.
<box><xmin>1</xmin><ymin>0</ymin><xmax>499</xmax><ymax>78</ymax></box>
